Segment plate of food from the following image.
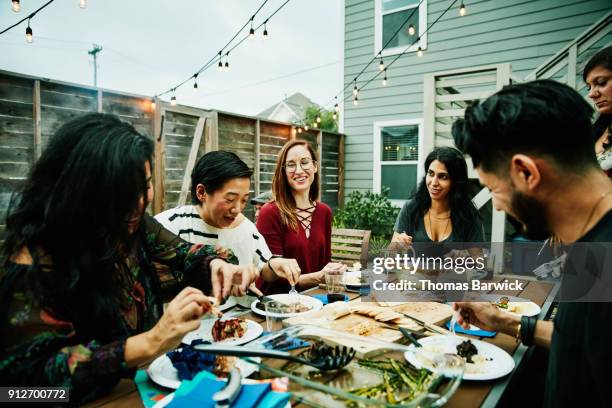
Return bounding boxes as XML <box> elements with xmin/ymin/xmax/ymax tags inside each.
<box><xmin>251</xmin><ymin>294</ymin><xmax>323</xmax><ymax>317</ymax></box>
<box><xmin>147</xmin><ymin>352</ymin><xmax>259</xmax><ymax>390</ymax></box>
<box><xmin>491</xmin><ymin>296</ymin><xmax>541</xmax><ymax>317</ymax></box>
<box><xmin>182</xmin><ymin>318</ymin><xmax>263</xmax><ymax>346</ymax></box>
<box><xmin>404</xmin><ymin>335</ymin><xmax>515</xmax><ymax>380</ymax></box>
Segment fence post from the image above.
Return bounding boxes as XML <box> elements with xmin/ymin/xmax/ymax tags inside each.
<box><xmin>254</xmin><ymin>119</ymin><xmax>261</xmax><ymax>197</ymax></box>
<box><xmin>33</xmin><ymin>80</ymin><xmax>41</xmax><ymax>160</ymax></box>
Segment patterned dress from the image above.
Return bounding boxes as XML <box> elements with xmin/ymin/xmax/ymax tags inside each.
<box><xmin>0</xmin><ymin>215</ymin><xmax>237</xmax><ymax>404</ymax></box>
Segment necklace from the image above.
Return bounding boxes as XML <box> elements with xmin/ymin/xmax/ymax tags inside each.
<box><xmin>427</xmin><ymin>210</ymin><xmax>451</xmax><ymax>241</ymax></box>
<box><xmin>578</xmin><ymin>190</ymin><xmax>612</xmax><ymax>239</ymax></box>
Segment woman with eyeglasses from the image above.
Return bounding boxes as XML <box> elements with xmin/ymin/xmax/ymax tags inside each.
<box><xmin>256</xmin><ymin>140</ymin><xmax>345</xmax><ymax>294</ymax></box>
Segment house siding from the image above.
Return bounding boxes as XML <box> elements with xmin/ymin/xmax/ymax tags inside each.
<box><xmin>343</xmin><ymin>0</ymin><xmax>612</xmax><ymax>195</ymax></box>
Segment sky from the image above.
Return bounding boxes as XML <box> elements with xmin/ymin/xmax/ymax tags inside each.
<box><xmin>0</xmin><ymin>0</ymin><xmax>343</xmax><ymax>116</ymax></box>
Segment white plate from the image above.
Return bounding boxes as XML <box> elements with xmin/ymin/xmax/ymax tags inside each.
<box><xmin>459</xmin><ymin>294</ymin><xmax>541</xmax><ymax>317</ymax></box>
<box><xmin>218</xmin><ymin>296</ymin><xmax>238</xmax><ymax>312</ymax></box>
<box><xmin>147</xmin><ymin>354</ymin><xmax>260</xmax><ymax>390</ymax></box>
<box><xmin>182</xmin><ymin>319</ymin><xmax>263</xmax><ymax>346</ymax></box>
<box><xmin>404</xmin><ymin>335</ymin><xmax>515</xmax><ymax>381</ymax></box>
<box><xmin>250</xmin><ymin>294</ymin><xmax>323</xmax><ymax>318</ymax></box>
<box><xmin>153</xmin><ymin>389</ymin><xmax>291</xmax><ymax>408</ymax></box>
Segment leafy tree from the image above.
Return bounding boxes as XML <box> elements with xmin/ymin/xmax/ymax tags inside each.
<box><xmin>301</xmin><ymin>105</ymin><xmax>338</xmax><ymax>132</ymax></box>
<box><xmin>333</xmin><ymin>187</ymin><xmax>399</xmax><ymax>239</ymax></box>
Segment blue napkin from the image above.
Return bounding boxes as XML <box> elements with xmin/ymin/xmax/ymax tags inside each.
<box><xmin>168</xmin><ymin>371</ymin><xmax>289</xmax><ymax>408</ymax></box>
<box><xmin>446</xmin><ymin>321</ymin><xmax>496</xmax><ymax>337</ymax></box>
<box><xmin>311</xmin><ymin>293</ymin><xmax>349</xmax><ymax>305</ymax></box>
<box><xmin>260</xmin><ymin>331</ymin><xmax>311</xmax><ymax>351</ymax></box>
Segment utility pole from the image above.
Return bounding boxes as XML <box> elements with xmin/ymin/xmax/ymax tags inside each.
<box><xmin>88</xmin><ymin>44</ymin><xmax>103</xmax><ymax>87</ymax></box>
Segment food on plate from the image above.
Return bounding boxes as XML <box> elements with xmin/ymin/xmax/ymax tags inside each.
<box><xmin>291</xmin><ymin>302</ymin><xmax>313</xmax><ymax>313</ymax></box>
<box><xmin>167</xmin><ymin>339</ymin><xmax>238</xmax><ymax>380</ymax></box>
<box><xmin>212</xmin><ymin>318</ymin><xmax>248</xmax><ymax>342</ymax></box>
<box><xmin>456</xmin><ymin>340</ymin><xmax>478</xmax><ymax>363</ymax></box>
<box><xmin>214</xmin><ymin>355</ymin><xmax>239</xmax><ymax>377</ymax></box>
<box><xmin>492</xmin><ymin>296</ymin><xmax>523</xmax><ymax>313</ymax></box>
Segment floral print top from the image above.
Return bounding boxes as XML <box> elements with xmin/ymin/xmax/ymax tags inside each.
<box><xmin>0</xmin><ymin>215</ymin><xmax>237</xmax><ymax>404</ymax></box>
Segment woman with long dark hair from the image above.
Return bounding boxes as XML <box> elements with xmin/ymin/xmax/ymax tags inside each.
<box><xmin>391</xmin><ymin>146</ymin><xmax>484</xmax><ymax>251</ymax></box>
<box><xmin>583</xmin><ymin>45</ymin><xmax>612</xmax><ymax>178</ymax></box>
<box><xmin>0</xmin><ymin>114</ymin><xmax>256</xmax><ymax>403</ymax></box>
<box><xmin>256</xmin><ymin>140</ymin><xmax>345</xmax><ymax>294</ymax></box>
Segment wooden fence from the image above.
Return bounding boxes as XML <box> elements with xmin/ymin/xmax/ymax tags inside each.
<box><xmin>0</xmin><ymin>70</ymin><xmax>344</xmax><ymax>238</ymax></box>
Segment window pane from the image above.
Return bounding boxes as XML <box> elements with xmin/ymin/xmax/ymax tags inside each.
<box><xmin>382</xmin><ymin>0</ymin><xmax>419</xmax><ymax>13</ymax></box>
<box><xmin>381</xmin><ymin>125</ymin><xmax>419</xmax><ymax>161</ymax></box>
<box><xmin>382</xmin><ymin>8</ymin><xmax>419</xmax><ymax>49</ymax></box>
<box><xmin>382</xmin><ymin>164</ymin><xmax>417</xmax><ymax>200</ymax></box>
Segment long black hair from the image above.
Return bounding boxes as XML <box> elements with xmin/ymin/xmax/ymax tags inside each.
<box><xmin>583</xmin><ymin>45</ymin><xmax>612</xmax><ymax>149</ymax></box>
<box><xmin>2</xmin><ymin>113</ymin><xmax>154</xmax><ymax>340</ymax></box>
<box><xmin>407</xmin><ymin>147</ymin><xmax>481</xmax><ymax>241</ymax></box>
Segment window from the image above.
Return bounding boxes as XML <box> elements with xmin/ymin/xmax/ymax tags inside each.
<box><xmin>373</xmin><ymin>119</ymin><xmax>423</xmax><ymax>206</ymax></box>
<box><xmin>375</xmin><ymin>0</ymin><xmax>427</xmax><ymax>57</ymax></box>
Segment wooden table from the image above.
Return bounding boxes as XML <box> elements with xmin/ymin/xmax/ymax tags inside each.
<box><xmin>84</xmin><ymin>276</ymin><xmax>557</xmax><ymax>408</ymax></box>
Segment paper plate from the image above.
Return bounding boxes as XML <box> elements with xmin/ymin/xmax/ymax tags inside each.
<box><xmin>405</xmin><ymin>335</ymin><xmax>515</xmax><ymax>381</ymax></box>
<box><xmin>182</xmin><ymin>318</ymin><xmax>263</xmax><ymax>346</ymax></box>
<box><xmin>250</xmin><ymin>294</ymin><xmax>323</xmax><ymax>318</ymax></box>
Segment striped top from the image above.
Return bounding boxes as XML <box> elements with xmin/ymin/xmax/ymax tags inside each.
<box><xmin>154</xmin><ymin>205</ymin><xmax>272</xmax><ymax>270</ymax></box>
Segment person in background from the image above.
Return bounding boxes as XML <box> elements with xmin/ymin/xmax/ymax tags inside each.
<box><xmin>451</xmin><ymin>79</ymin><xmax>612</xmax><ymax>407</ymax></box>
<box><xmin>256</xmin><ymin>140</ymin><xmax>346</xmax><ymax>294</ymax></box>
<box><xmin>155</xmin><ymin>151</ymin><xmax>300</xmax><ymax>296</ymax></box>
<box><xmin>0</xmin><ymin>114</ymin><xmax>256</xmax><ymax>403</ymax></box>
<box><xmin>251</xmin><ymin>190</ymin><xmax>272</xmax><ymax>223</ymax></box>
<box><xmin>390</xmin><ymin>146</ymin><xmax>484</xmax><ymax>257</ymax></box>
<box><xmin>583</xmin><ymin>45</ymin><xmax>612</xmax><ymax>178</ymax></box>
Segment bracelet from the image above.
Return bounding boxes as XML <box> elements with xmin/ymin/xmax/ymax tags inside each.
<box><xmin>520</xmin><ymin>315</ymin><xmax>537</xmax><ymax>346</ymax></box>
<box><xmin>515</xmin><ymin>322</ymin><xmax>522</xmax><ymax>343</ymax></box>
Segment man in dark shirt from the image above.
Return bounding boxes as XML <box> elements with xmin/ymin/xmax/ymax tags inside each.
<box><xmin>451</xmin><ymin>79</ymin><xmax>612</xmax><ymax>407</ymax></box>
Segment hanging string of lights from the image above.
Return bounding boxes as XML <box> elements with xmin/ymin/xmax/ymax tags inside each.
<box><xmin>154</xmin><ymin>0</ymin><xmax>291</xmax><ymax>102</ymax></box>
<box><xmin>1</xmin><ymin>0</ymin><xmax>61</xmax><ymax>42</ymax></box>
<box><xmin>294</xmin><ymin>0</ymin><xmax>466</xmax><ymax>132</ymax></box>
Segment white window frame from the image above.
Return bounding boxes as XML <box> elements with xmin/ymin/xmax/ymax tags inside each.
<box><xmin>373</xmin><ymin>118</ymin><xmax>424</xmax><ymax>208</ymax></box>
<box><xmin>374</xmin><ymin>0</ymin><xmax>428</xmax><ymax>58</ymax></box>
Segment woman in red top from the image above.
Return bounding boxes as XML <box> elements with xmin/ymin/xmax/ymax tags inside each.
<box><xmin>256</xmin><ymin>140</ymin><xmax>345</xmax><ymax>294</ymax></box>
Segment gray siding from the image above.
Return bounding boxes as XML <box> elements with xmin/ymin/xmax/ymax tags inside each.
<box><xmin>343</xmin><ymin>0</ymin><xmax>611</xmax><ymax>195</ymax></box>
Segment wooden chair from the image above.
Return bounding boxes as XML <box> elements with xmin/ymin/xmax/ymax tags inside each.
<box><xmin>331</xmin><ymin>228</ymin><xmax>372</xmax><ymax>268</ymax></box>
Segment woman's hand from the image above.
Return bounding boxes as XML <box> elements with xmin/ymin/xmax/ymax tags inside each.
<box><xmin>148</xmin><ymin>287</ymin><xmax>212</xmax><ymax>353</ymax></box>
<box><xmin>269</xmin><ymin>258</ymin><xmax>301</xmax><ymax>286</ymax></box>
<box><xmin>210</xmin><ymin>259</ymin><xmax>258</xmax><ymax>302</ymax></box>
<box><xmin>389</xmin><ymin>232</ymin><xmax>413</xmax><ymax>251</ymax></box>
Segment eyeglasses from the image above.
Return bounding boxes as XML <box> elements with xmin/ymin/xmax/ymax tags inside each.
<box><xmin>284</xmin><ymin>158</ymin><xmax>315</xmax><ymax>172</ymax></box>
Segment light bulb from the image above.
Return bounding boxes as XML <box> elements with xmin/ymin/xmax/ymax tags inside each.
<box><xmin>353</xmin><ymin>96</ymin><xmax>359</xmax><ymax>106</ymax></box>
<box><xmin>151</xmin><ymin>100</ymin><xmax>156</xmax><ymax>110</ymax></box>
<box><xmin>26</xmin><ymin>26</ymin><xmax>33</xmax><ymax>43</ymax></box>
<box><xmin>298</xmin><ymin>127</ymin><xmax>302</xmax><ymax>133</ymax></box>
<box><xmin>353</xmin><ymin>84</ymin><xmax>358</xmax><ymax>96</ymax></box>
<box><xmin>379</xmin><ymin>59</ymin><xmax>384</xmax><ymax>71</ymax></box>
<box><xmin>332</xmin><ymin>112</ymin><xmax>337</xmax><ymax>120</ymax></box>
<box><xmin>224</xmin><ymin>61</ymin><xmax>229</xmax><ymax>71</ymax></box>
<box><xmin>459</xmin><ymin>3</ymin><xmax>466</xmax><ymax>16</ymax></box>
<box><xmin>218</xmin><ymin>60</ymin><xmax>223</xmax><ymax>71</ymax></box>
<box><xmin>316</xmin><ymin>116</ymin><xmax>321</xmax><ymax>123</ymax></box>
<box><xmin>171</xmin><ymin>95</ymin><xmax>177</xmax><ymax>106</ymax></box>
<box><xmin>193</xmin><ymin>81</ymin><xmax>198</xmax><ymax>90</ymax></box>
<box><xmin>12</xmin><ymin>0</ymin><xmax>20</xmax><ymax>12</ymax></box>
<box><xmin>417</xmin><ymin>46</ymin><xmax>423</xmax><ymax>57</ymax></box>
<box><xmin>408</xmin><ymin>24</ymin><xmax>415</xmax><ymax>36</ymax></box>
<box><xmin>249</xmin><ymin>27</ymin><xmax>255</xmax><ymax>38</ymax></box>
<box><xmin>263</xmin><ymin>24</ymin><xmax>268</xmax><ymax>38</ymax></box>
<box><xmin>382</xmin><ymin>76</ymin><xmax>387</xmax><ymax>86</ymax></box>
<box><xmin>334</xmin><ymin>103</ymin><xmax>339</xmax><ymax>112</ymax></box>
<box><xmin>305</xmin><ymin>125</ymin><xmax>309</xmax><ymax>131</ymax></box>
<box><xmin>79</xmin><ymin>0</ymin><xmax>87</xmax><ymax>9</ymax></box>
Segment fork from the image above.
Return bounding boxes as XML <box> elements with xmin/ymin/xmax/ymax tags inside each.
<box><xmin>193</xmin><ymin>343</ymin><xmax>356</xmax><ymax>371</ymax></box>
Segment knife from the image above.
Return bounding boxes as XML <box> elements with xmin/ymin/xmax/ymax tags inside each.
<box><xmin>398</xmin><ymin>312</ymin><xmax>451</xmax><ymax>335</ymax></box>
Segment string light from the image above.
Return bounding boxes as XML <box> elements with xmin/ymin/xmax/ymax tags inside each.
<box><xmin>249</xmin><ymin>18</ymin><xmax>255</xmax><ymax>38</ymax></box>
<box><xmin>304</xmin><ymin>125</ymin><xmax>309</xmax><ymax>131</ymax></box>
<box><xmin>79</xmin><ymin>0</ymin><xmax>87</xmax><ymax>9</ymax></box>
<box><xmin>170</xmin><ymin>89</ymin><xmax>177</xmax><ymax>106</ymax></box>
<box><xmin>151</xmin><ymin>99</ymin><xmax>156</xmax><ymax>110</ymax></box>
<box><xmin>12</xmin><ymin>0</ymin><xmax>20</xmax><ymax>12</ymax></box>
<box><xmin>379</xmin><ymin>57</ymin><xmax>385</xmax><ymax>71</ymax></box>
<box><xmin>417</xmin><ymin>45</ymin><xmax>423</xmax><ymax>57</ymax></box>
<box><xmin>382</xmin><ymin>68</ymin><xmax>387</xmax><ymax>86</ymax></box>
<box><xmin>263</xmin><ymin>20</ymin><xmax>268</xmax><ymax>38</ymax></box>
<box><xmin>217</xmin><ymin>52</ymin><xmax>223</xmax><ymax>71</ymax></box>
<box><xmin>332</xmin><ymin>112</ymin><xmax>337</xmax><ymax>120</ymax></box>
<box><xmin>25</xmin><ymin>19</ymin><xmax>32</xmax><ymax>43</ymax></box>
<box><xmin>459</xmin><ymin>2</ymin><xmax>466</xmax><ymax>16</ymax></box>
<box><xmin>297</xmin><ymin>127</ymin><xmax>302</xmax><ymax>133</ymax></box>
<box><xmin>408</xmin><ymin>24</ymin><xmax>415</xmax><ymax>36</ymax></box>
<box><xmin>353</xmin><ymin>95</ymin><xmax>359</xmax><ymax>106</ymax></box>
<box><xmin>224</xmin><ymin>52</ymin><xmax>229</xmax><ymax>71</ymax></box>
<box><xmin>334</xmin><ymin>97</ymin><xmax>339</xmax><ymax>112</ymax></box>
<box><xmin>193</xmin><ymin>74</ymin><xmax>198</xmax><ymax>90</ymax></box>
<box><xmin>316</xmin><ymin>115</ymin><xmax>321</xmax><ymax>123</ymax></box>
<box><xmin>352</xmin><ymin>80</ymin><xmax>358</xmax><ymax>97</ymax></box>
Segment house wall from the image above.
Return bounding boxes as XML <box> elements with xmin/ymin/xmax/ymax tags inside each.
<box><xmin>343</xmin><ymin>0</ymin><xmax>611</xmax><ymax>196</ymax></box>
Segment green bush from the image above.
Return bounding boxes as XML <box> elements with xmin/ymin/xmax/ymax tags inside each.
<box><xmin>333</xmin><ymin>187</ymin><xmax>399</xmax><ymax>239</ymax></box>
